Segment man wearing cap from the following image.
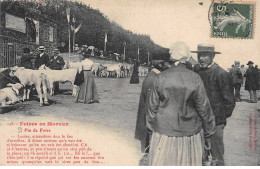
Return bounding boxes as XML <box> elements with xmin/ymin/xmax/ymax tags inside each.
<box><xmin>244</xmin><ymin>61</ymin><xmax>258</xmax><ymax>103</ymax></box>
<box><xmin>48</xmin><ymin>49</ymin><xmax>65</xmax><ymax>70</ymax></box>
<box><xmin>135</xmin><ymin>58</ymin><xmax>170</xmax><ymax>160</ymax></box>
<box><xmin>35</xmin><ymin>46</ymin><xmax>49</xmax><ymax>69</ymax></box>
<box><xmin>147</xmin><ymin>42</ymin><xmax>216</xmax><ymax>166</ymax></box>
<box><xmin>48</xmin><ymin>49</ymin><xmax>65</xmax><ymax>94</ymax></box>
<box><xmin>229</xmin><ymin>61</ymin><xmax>243</xmax><ymax>102</ymax></box>
<box><xmin>192</xmin><ymin>44</ymin><xmax>235</xmax><ymax>166</ymax></box>
<box><xmin>20</xmin><ymin>48</ymin><xmax>34</xmax><ymax>69</ymax></box>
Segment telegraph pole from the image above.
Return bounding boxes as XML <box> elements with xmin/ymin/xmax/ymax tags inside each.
<box><xmin>123</xmin><ymin>42</ymin><xmax>126</xmax><ymax>61</ymax></box>
<box><xmin>147</xmin><ymin>51</ymin><xmax>150</xmax><ymax>67</ymax></box>
<box><xmin>104</xmin><ymin>31</ymin><xmax>107</xmax><ymax>52</ymax></box>
<box><xmin>66</xmin><ymin>7</ymin><xmax>71</xmax><ymax>61</ymax></box>
<box><xmin>137</xmin><ymin>46</ymin><xmax>139</xmax><ymax>63</ymax></box>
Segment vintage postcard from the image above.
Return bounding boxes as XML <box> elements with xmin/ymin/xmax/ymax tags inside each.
<box><xmin>0</xmin><ymin>0</ymin><xmax>259</xmax><ymax>166</ymax></box>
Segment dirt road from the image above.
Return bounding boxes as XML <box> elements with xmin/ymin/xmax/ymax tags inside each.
<box><xmin>0</xmin><ymin>74</ymin><xmax>259</xmax><ymax>165</ymax></box>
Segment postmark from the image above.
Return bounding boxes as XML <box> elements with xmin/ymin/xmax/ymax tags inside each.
<box><xmin>211</xmin><ymin>0</ymin><xmax>255</xmax><ymax>39</ymax></box>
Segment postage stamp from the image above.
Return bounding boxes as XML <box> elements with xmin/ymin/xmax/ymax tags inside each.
<box><xmin>211</xmin><ymin>1</ymin><xmax>255</xmax><ymax>39</ymax></box>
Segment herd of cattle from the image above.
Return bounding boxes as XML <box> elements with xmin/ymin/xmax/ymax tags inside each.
<box><xmin>0</xmin><ymin>59</ymin><xmax>148</xmax><ymax>108</ymax></box>
<box><xmin>65</xmin><ymin>61</ymin><xmax>148</xmax><ymax>78</ymax></box>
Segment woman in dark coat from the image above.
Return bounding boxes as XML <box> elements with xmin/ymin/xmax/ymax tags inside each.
<box><xmin>245</xmin><ymin>61</ymin><xmax>258</xmax><ymax>103</ymax></box>
<box><xmin>130</xmin><ymin>60</ymin><xmax>139</xmax><ymax>84</ymax></box>
<box><xmin>20</xmin><ymin>48</ymin><xmax>34</xmax><ymax>69</ymax></box>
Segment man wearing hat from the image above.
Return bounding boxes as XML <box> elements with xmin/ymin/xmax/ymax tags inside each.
<box><xmin>229</xmin><ymin>61</ymin><xmax>243</xmax><ymax>102</ymax></box>
<box><xmin>244</xmin><ymin>61</ymin><xmax>258</xmax><ymax>103</ymax></box>
<box><xmin>35</xmin><ymin>46</ymin><xmax>49</xmax><ymax>69</ymax></box>
<box><xmin>48</xmin><ymin>48</ymin><xmax>65</xmax><ymax>94</ymax></box>
<box><xmin>20</xmin><ymin>48</ymin><xmax>34</xmax><ymax>69</ymax></box>
<box><xmin>192</xmin><ymin>44</ymin><xmax>235</xmax><ymax>166</ymax></box>
<box><xmin>48</xmin><ymin>48</ymin><xmax>65</xmax><ymax>70</ymax></box>
<box><xmin>135</xmin><ymin>58</ymin><xmax>170</xmax><ymax>160</ymax></box>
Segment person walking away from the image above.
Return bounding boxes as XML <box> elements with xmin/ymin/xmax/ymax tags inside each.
<box><xmin>244</xmin><ymin>61</ymin><xmax>258</xmax><ymax>103</ymax></box>
<box><xmin>192</xmin><ymin>44</ymin><xmax>235</xmax><ymax>166</ymax></box>
<box><xmin>76</xmin><ymin>58</ymin><xmax>99</xmax><ymax>104</ymax></box>
<box><xmin>20</xmin><ymin>48</ymin><xmax>34</xmax><ymax>69</ymax></box>
<box><xmin>147</xmin><ymin>42</ymin><xmax>216</xmax><ymax>166</ymax></box>
<box><xmin>35</xmin><ymin>46</ymin><xmax>49</xmax><ymax>69</ymax></box>
<box><xmin>135</xmin><ymin>58</ymin><xmax>170</xmax><ymax>165</ymax></box>
<box><xmin>48</xmin><ymin>49</ymin><xmax>65</xmax><ymax>94</ymax></box>
<box><xmin>229</xmin><ymin>61</ymin><xmax>243</xmax><ymax>102</ymax></box>
<box><xmin>130</xmin><ymin>60</ymin><xmax>139</xmax><ymax>84</ymax></box>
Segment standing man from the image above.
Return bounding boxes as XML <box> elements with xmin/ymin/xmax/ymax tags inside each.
<box><xmin>135</xmin><ymin>59</ymin><xmax>169</xmax><ymax>161</ymax></box>
<box><xmin>192</xmin><ymin>44</ymin><xmax>235</xmax><ymax>166</ymax></box>
<box><xmin>48</xmin><ymin>49</ymin><xmax>65</xmax><ymax>94</ymax></box>
<box><xmin>229</xmin><ymin>61</ymin><xmax>243</xmax><ymax>102</ymax></box>
<box><xmin>35</xmin><ymin>46</ymin><xmax>49</xmax><ymax>69</ymax></box>
<box><xmin>244</xmin><ymin>61</ymin><xmax>258</xmax><ymax>103</ymax></box>
<box><xmin>20</xmin><ymin>48</ymin><xmax>34</xmax><ymax>69</ymax></box>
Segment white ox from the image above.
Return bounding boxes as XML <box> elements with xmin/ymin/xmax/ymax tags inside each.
<box><xmin>103</xmin><ymin>64</ymin><xmax>121</xmax><ymax>78</ymax></box>
<box><xmin>38</xmin><ymin>65</ymin><xmax>78</xmax><ymax>97</ymax></box>
<box><xmin>9</xmin><ymin>67</ymin><xmax>49</xmax><ymax>107</ymax></box>
<box><xmin>0</xmin><ymin>83</ymin><xmax>23</xmax><ymax>107</ymax></box>
<box><xmin>91</xmin><ymin>62</ymin><xmax>100</xmax><ymax>76</ymax></box>
<box><xmin>64</xmin><ymin>61</ymin><xmax>83</xmax><ymax>73</ymax></box>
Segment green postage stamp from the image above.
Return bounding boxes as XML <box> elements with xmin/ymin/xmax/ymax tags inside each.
<box><xmin>211</xmin><ymin>1</ymin><xmax>255</xmax><ymax>39</ymax></box>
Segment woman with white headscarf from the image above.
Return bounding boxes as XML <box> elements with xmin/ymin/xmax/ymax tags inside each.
<box><xmin>147</xmin><ymin>42</ymin><xmax>216</xmax><ymax>166</ymax></box>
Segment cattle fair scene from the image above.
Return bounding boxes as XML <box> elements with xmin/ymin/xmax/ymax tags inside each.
<box><xmin>0</xmin><ymin>0</ymin><xmax>260</xmax><ymax>167</ymax></box>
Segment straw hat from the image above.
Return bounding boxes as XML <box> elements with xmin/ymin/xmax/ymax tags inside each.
<box><xmin>191</xmin><ymin>44</ymin><xmax>221</xmax><ymax>54</ymax></box>
<box><xmin>38</xmin><ymin>46</ymin><xmax>45</xmax><ymax>51</ymax></box>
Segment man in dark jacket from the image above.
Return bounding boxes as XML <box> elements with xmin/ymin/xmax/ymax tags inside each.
<box><xmin>229</xmin><ymin>61</ymin><xmax>243</xmax><ymax>102</ymax></box>
<box><xmin>34</xmin><ymin>46</ymin><xmax>49</xmax><ymax>69</ymax></box>
<box><xmin>48</xmin><ymin>49</ymin><xmax>65</xmax><ymax>70</ymax></box>
<box><xmin>245</xmin><ymin>61</ymin><xmax>258</xmax><ymax>103</ymax></box>
<box><xmin>47</xmin><ymin>49</ymin><xmax>65</xmax><ymax>94</ymax></box>
<box><xmin>192</xmin><ymin>44</ymin><xmax>235</xmax><ymax>166</ymax></box>
<box><xmin>20</xmin><ymin>48</ymin><xmax>34</xmax><ymax>69</ymax></box>
<box><xmin>135</xmin><ymin>59</ymin><xmax>170</xmax><ymax>155</ymax></box>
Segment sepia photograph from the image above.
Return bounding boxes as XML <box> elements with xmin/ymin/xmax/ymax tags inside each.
<box><xmin>0</xmin><ymin>0</ymin><xmax>259</xmax><ymax>166</ymax></box>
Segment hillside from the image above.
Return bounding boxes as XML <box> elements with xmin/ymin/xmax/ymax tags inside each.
<box><xmin>1</xmin><ymin>0</ymin><xmax>170</xmax><ymax>65</ymax></box>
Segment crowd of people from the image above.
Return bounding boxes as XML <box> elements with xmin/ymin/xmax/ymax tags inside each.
<box><xmin>229</xmin><ymin>61</ymin><xmax>259</xmax><ymax>103</ymax></box>
<box><xmin>19</xmin><ymin>45</ymin><xmax>99</xmax><ymax>104</ymax></box>
<box><xmin>135</xmin><ymin>42</ymin><xmax>259</xmax><ymax>166</ymax></box>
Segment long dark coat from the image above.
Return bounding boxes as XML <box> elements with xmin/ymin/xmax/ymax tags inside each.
<box><xmin>130</xmin><ymin>62</ymin><xmax>139</xmax><ymax>84</ymax></box>
<box><xmin>195</xmin><ymin>63</ymin><xmax>235</xmax><ymax>126</ymax></box>
<box><xmin>229</xmin><ymin>66</ymin><xmax>243</xmax><ymax>84</ymax></box>
<box><xmin>245</xmin><ymin>67</ymin><xmax>259</xmax><ymax>91</ymax></box>
<box><xmin>135</xmin><ymin>69</ymin><xmax>159</xmax><ymax>152</ymax></box>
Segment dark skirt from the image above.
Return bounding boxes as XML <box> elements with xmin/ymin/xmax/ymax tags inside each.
<box><xmin>130</xmin><ymin>69</ymin><xmax>139</xmax><ymax>84</ymax></box>
<box><xmin>76</xmin><ymin>71</ymin><xmax>99</xmax><ymax>104</ymax></box>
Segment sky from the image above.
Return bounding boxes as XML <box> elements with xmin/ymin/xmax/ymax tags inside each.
<box><xmin>77</xmin><ymin>0</ymin><xmax>260</xmax><ymax>69</ymax></box>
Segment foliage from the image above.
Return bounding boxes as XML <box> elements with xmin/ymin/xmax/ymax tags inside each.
<box><xmin>0</xmin><ymin>0</ymin><xmax>169</xmax><ymax>64</ymax></box>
